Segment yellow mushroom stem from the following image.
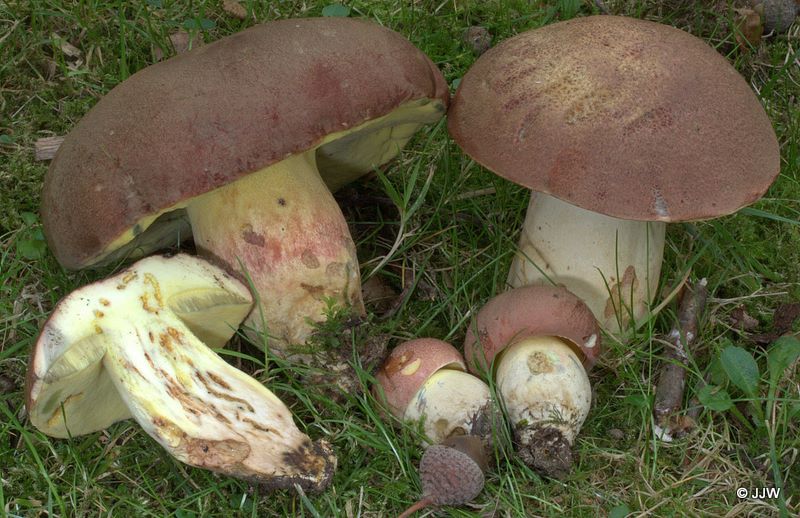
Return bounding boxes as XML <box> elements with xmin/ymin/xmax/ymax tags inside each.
<box><xmin>187</xmin><ymin>152</ymin><xmax>364</xmax><ymax>354</ymax></box>
<box><xmin>507</xmin><ymin>192</ymin><xmax>666</xmax><ymax>333</ymax></box>
<box><xmin>27</xmin><ymin>254</ymin><xmax>335</xmax><ymax>491</ymax></box>
<box><xmin>103</xmin><ymin>310</ymin><xmax>334</xmax><ymax>489</ymax></box>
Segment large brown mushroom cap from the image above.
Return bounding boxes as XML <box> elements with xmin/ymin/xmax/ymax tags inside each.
<box><xmin>463</xmin><ymin>285</ymin><xmax>601</xmax><ymax>371</ymax></box>
<box><xmin>43</xmin><ymin>17</ymin><xmax>448</xmax><ymax>269</ymax></box>
<box><xmin>448</xmin><ymin>15</ymin><xmax>780</xmax><ymax>222</ymax></box>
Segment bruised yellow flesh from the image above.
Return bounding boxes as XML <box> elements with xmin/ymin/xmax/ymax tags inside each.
<box><xmin>28</xmin><ymin>255</ymin><xmax>334</xmax><ymax>489</ymax></box>
<box><xmin>103</xmin><ymin>311</ymin><xmax>333</xmax><ymax>487</ymax></box>
<box><xmin>186</xmin><ymin>152</ymin><xmax>363</xmax><ymax>353</ymax></box>
<box><xmin>93</xmin><ymin>99</ymin><xmax>444</xmax><ymax>266</ymax></box>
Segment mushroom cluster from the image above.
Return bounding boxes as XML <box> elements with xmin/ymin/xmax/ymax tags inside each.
<box><xmin>30</xmin><ymin>17</ymin><xmax>448</xmax><ymax>490</ymax></box>
<box><xmin>372</xmin><ymin>285</ymin><xmax>601</xmax><ymax>515</ymax></box>
<box><xmin>42</xmin><ymin>17</ymin><xmax>448</xmax><ymax>357</ymax></box>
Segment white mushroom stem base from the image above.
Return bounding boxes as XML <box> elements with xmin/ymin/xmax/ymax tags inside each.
<box><xmin>495</xmin><ymin>336</ymin><xmax>591</xmax><ymax>478</ymax></box>
<box><xmin>187</xmin><ymin>152</ymin><xmax>363</xmax><ymax>354</ymax></box>
<box><xmin>404</xmin><ymin>369</ymin><xmax>494</xmax><ymax>445</ymax></box>
<box><xmin>507</xmin><ymin>192</ymin><xmax>666</xmax><ymax>333</ymax></box>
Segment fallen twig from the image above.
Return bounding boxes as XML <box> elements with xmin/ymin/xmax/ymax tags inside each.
<box><xmin>653</xmin><ymin>277</ymin><xmax>708</xmax><ymax>439</ymax></box>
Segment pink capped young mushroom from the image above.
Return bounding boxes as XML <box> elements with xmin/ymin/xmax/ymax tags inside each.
<box><xmin>372</xmin><ymin>338</ymin><xmax>495</xmax><ymax>446</ymax></box>
<box><xmin>448</xmin><ymin>15</ymin><xmax>780</xmax><ymax>333</ymax></box>
<box><xmin>464</xmin><ymin>285</ymin><xmax>600</xmax><ymax>478</ymax></box>
<box><xmin>41</xmin><ymin>18</ymin><xmax>448</xmax><ymax>359</ymax></box>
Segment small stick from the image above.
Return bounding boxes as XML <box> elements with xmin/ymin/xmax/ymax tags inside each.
<box><xmin>397</xmin><ymin>496</ymin><xmax>434</xmax><ymax>518</ymax></box>
<box><xmin>653</xmin><ymin>278</ymin><xmax>708</xmax><ymax>432</ymax></box>
<box><xmin>34</xmin><ymin>136</ymin><xmax>65</xmax><ymax>161</ymax></box>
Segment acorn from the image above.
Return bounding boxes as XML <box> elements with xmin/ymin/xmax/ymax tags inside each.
<box><xmin>398</xmin><ymin>435</ymin><xmax>487</xmax><ymax>518</ymax></box>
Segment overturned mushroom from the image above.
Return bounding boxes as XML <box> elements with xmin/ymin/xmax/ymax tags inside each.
<box><xmin>42</xmin><ymin>18</ymin><xmax>448</xmax><ymax>357</ymax></box>
<box><xmin>448</xmin><ymin>15</ymin><xmax>779</xmax><ymax>333</ymax></box>
<box><xmin>373</xmin><ymin>338</ymin><xmax>495</xmax><ymax>445</ymax></box>
<box><xmin>464</xmin><ymin>286</ymin><xmax>600</xmax><ymax>478</ymax></box>
<box><xmin>26</xmin><ymin>254</ymin><xmax>335</xmax><ymax>491</ymax></box>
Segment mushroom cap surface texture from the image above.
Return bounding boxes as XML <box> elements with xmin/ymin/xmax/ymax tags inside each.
<box><xmin>373</xmin><ymin>338</ymin><xmax>466</xmax><ymax>419</ymax></box>
<box><xmin>43</xmin><ymin>17</ymin><xmax>449</xmax><ymax>269</ymax></box>
<box><xmin>448</xmin><ymin>15</ymin><xmax>779</xmax><ymax>222</ymax></box>
<box><xmin>463</xmin><ymin>285</ymin><xmax>601</xmax><ymax>371</ymax></box>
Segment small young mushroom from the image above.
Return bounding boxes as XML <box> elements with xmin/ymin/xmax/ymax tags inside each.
<box><xmin>372</xmin><ymin>338</ymin><xmax>495</xmax><ymax>445</ymax></box>
<box><xmin>26</xmin><ymin>254</ymin><xmax>334</xmax><ymax>491</ymax></box>
<box><xmin>463</xmin><ymin>286</ymin><xmax>600</xmax><ymax>479</ymax></box>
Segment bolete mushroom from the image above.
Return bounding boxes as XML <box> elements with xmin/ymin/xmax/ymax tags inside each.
<box><xmin>372</xmin><ymin>338</ymin><xmax>495</xmax><ymax>445</ymax></box>
<box><xmin>41</xmin><ymin>18</ymin><xmax>448</xmax><ymax>356</ymax></box>
<box><xmin>26</xmin><ymin>253</ymin><xmax>335</xmax><ymax>491</ymax></box>
<box><xmin>463</xmin><ymin>285</ymin><xmax>600</xmax><ymax>478</ymax></box>
<box><xmin>448</xmin><ymin>15</ymin><xmax>780</xmax><ymax>332</ymax></box>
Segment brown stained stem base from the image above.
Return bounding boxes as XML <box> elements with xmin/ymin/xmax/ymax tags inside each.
<box><xmin>653</xmin><ymin>277</ymin><xmax>708</xmax><ymax>434</ymax></box>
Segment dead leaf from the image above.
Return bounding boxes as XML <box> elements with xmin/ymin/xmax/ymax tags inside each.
<box><xmin>751</xmin><ymin>302</ymin><xmax>800</xmax><ymax>345</ymax></box>
<box><xmin>667</xmin><ymin>415</ymin><xmax>697</xmax><ymax>438</ymax></box>
<box><xmin>361</xmin><ymin>275</ymin><xmax>398</xmax><ymax>314</ymax></box>
<box><xmin>34</xmin><ymin>136</ymin><xmax>65</xmax><ymax>161</ymax></box>
<box><xmin>734</xmin><ymin>7</ymin><xmax>764</xmax><ymax>49</ymax></box>
<box><xmin>223</xmin><ymin>0</ymin><xmax>248</xmax><ymax>20</ymax></box>
<box><xmin>730</xmin><ymin>305</ymin><xmax>759</xmax><ymax>331</ymax></box>
<box><xmin>462</xmin><ymin>26</ymin><xmax>492</xmax><ymax>56</ymax></box>
<box><xmin>154</xmin><ymin>30</ymin><xmax>200</xmax><ymax>61</ymax></box>
<box><xmin>52</xmin><ymin>32</ymin><xmax>82</xmax><ymax>59</ymax></box>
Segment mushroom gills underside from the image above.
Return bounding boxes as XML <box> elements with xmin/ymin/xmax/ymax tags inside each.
<box><xmin>507</xmin><ymin>192</ymin><xmax>666</xmax><ymax>333</ymax></box>
<box><xmin>404</xmin><ymin>369</ymin><xmax>494</xmax><ymax>445</ymax></box>
<box><xmin>86</xmin><ymin>98</ymin><xmax>445</xmax><ymax>268</ymax></box>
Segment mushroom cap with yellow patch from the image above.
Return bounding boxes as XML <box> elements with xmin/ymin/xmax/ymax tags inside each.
<box><xmin>372</xmin><ymin>338</ymin><xmax>466</xmax><ymax>419</ymax></box>
<box><xmin>43</xmin><ymin>17</ymin><xmax>449</xmax><ymax>269</ymax></box>
<box><xmin>448</xmin><ymin>15</ymin><xmax>779</xmax><ymax>222</ymax></box>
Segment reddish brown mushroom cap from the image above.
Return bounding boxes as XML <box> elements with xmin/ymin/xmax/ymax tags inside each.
<box><xmin>42</xmin><ymin>17</ymin><xmax>449</xmax><ymax>269</ymax></box>
<box><xmin>373</xmin><ymin>338</ymin><xmax>466</xmax><ymax>418</ymax></box>
<box><xmin>448</xmin><ymin>15</ymin><xmax>779</xmax><ymax>222</ymax></box>
<box><xmin>463</xmin><ymin>286</ymin><xmax>601</xmax><ymax>372</ymax></box>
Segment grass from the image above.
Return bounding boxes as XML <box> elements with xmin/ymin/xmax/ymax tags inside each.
<box><xmin>1</xmin><ymin>0</ymin><xmax>799</xmax><ymax>516</ymax></box>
